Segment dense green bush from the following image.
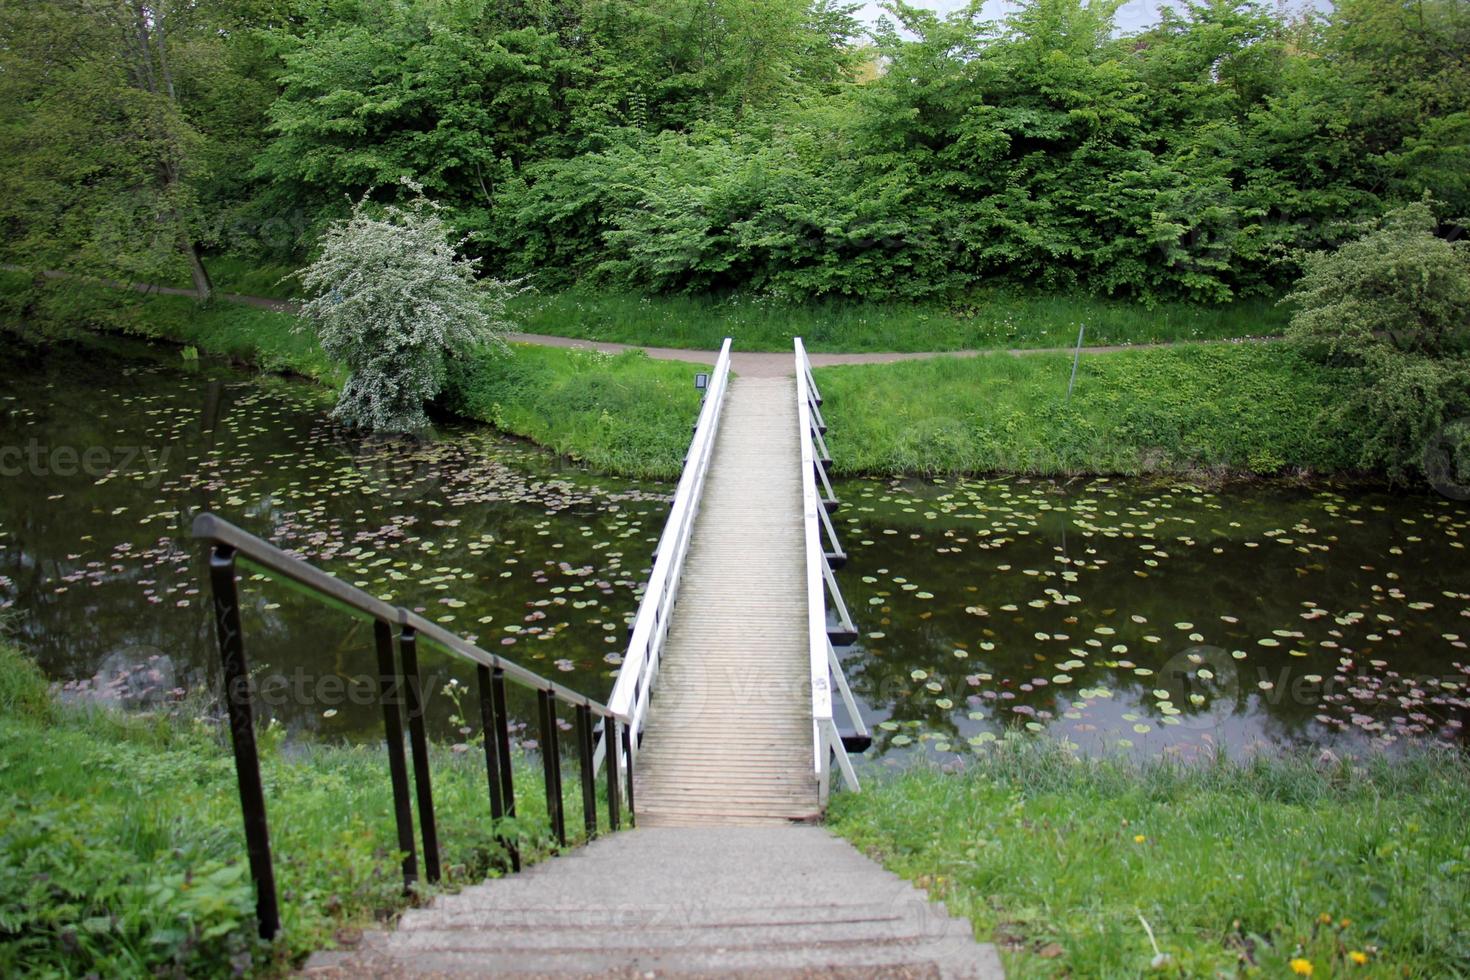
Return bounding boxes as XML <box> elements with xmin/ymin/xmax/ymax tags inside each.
<box><xmin>297</xmin><ymin>185</ymin><xmax>513</xmax><ymax>433</ymax></box>
<box><xmin>1284</xmin><ymin>200</ymin><xmax>1470</xmax><ymax>480</ymax></box>
<box><xmin>10</xmin><ymin>0</ymin><xmax>1465</xmax><ymax>306</ymax></box>
<box><xmin>477</xmin><ymin>0</ymin><xmax>1470</xmax><ymax>303</ymax></box>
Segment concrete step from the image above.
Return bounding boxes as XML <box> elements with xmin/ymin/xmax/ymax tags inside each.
<box><xmin>398</xmin><ymin>900</ymin><xmax>918</xmax><ymax>932</ymax></box>
<box><xmin>391</xmin><ymin>912</ymin><xmax>970</xmax><ymax>953</ymax></box>
<box><xmin>306</xmin><ymin>828</ymin><xmax>1003</xmax><ymax>978</ymax></box>
<box><xmin>314</xmin><ymin>935</ymin><xmax>999</xmax><ymax>978</ymax></box>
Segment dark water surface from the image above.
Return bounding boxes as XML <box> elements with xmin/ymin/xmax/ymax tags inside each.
<box><xmin>0</xmin><ymin>333</ymin><xmax>666</xmax><ymax>743</ymax></box>
<box><xmin>3</xmin><ymin>333</ymin><xmax>1467</xmax><ymax>763</ymax></box>
<box><xmin>832</xmin><ymin>476</ymin><xmax>1470</xmax><ymax>767</ymax></box>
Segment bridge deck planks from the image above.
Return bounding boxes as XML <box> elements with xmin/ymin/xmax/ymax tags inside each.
<box><xmin>632</xmin><ymin>375</ymin><xmax>819</xmax><ymax>825</ymax></box>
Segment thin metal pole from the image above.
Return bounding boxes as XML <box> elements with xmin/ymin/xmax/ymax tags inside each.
<box><xmin>208</xmin><ymin>545</ymin><xmax>280</xmax><ymax>940</ymax></box>
<box><xmin>476</xmin><ymin>665</ymin><xmax>504</xmax><ymax>818</ymax></box>
<box><xmin>398</xmin><ymin>626</ymin><xmax>440</xmax><ymax>883</ymax></box>
<box><xmin>374</xmin><ymin>619</ymin><xmax>418</xmax><ymax>889</ymax></box>
<box><xmin>538</xmin><ymin>689</ymin><xmax>565</xmax><ymax>847</ymax></box>
<box><xmin>621</xmin><ymin>723</ymin><xmax>636</xmax><ymax>828</ymax></box>
<box><xmin>575</xmin><ymin>705</ymin><xmax>597</xmax><ymax>839</ymax></box>
<box><xmin>606</xmin><ymin>720</ymin><xmax>622</xmax><ymax>832</ymax></box>
<box><xmin>1066</xmin><ymin>322</ymin><xmax>1086</xmax><ymax>404</ymax></box>
<box><xmin>490</xmin><ymin>667</ymin><xmax>519</xmax><ymax>872</ymax></box>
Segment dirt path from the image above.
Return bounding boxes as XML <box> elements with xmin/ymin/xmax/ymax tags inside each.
<box><xmin>7</xmin><ymin>267</ymin><xmax>1275</xmax><ymax>376</ymax></box>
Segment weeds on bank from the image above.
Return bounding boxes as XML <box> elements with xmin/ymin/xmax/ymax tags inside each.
<box><xmin>828</xmin><ymin>739</ymin><xmax>1470</xmax><ymax>978</ymax></box>
<box><xmin>0</xmin><ymin>642</ymin><xmax>612</xmax><ymax>977</ymax></box>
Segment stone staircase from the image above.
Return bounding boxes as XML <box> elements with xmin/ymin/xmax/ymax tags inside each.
<box><xmin>305</xmin><ymin>826</ymin><xmax>1004</xmax><ymax>978</ymax></box>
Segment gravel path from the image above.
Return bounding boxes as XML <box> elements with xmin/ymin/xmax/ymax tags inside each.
<box><xmin>6</xmin><ymin>268</ymin><xmax>1273</xmax><ymax>376</ymax></box>
<box><xmin>507</xmin><ymin>330</ymin><xmax>1274</xmax><ymax>376</ymax></box>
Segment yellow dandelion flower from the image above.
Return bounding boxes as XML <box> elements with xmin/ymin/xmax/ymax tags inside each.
<box><xmin>1318</xmin><ymin>913</ymin><xmax>1333</xmax><ymax>924</ymax></box>
<box><xmin>1133</xmin><ymin>834</ymin><xmax>1146</xmax><ymax>843</ymax></box>
<box><xmin>1348</xmin><ymin>951</ymin><xmax>1368</xmax><ymax>965</ymax></box>
<box><xmin>1290</xmin><ymin>958</ymin><xmax>1314</xmax><ymax>976</ymax></box>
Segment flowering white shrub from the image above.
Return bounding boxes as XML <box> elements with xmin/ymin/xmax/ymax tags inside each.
<box><xmin>297</xmin><ymin>182</ymin><xmax>511</xmax><ymax>433</ymax></box>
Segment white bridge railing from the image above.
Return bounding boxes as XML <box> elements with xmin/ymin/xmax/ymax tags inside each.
<box><xmin>598</xmin><ymin>338</ymin><xmax>733</xmax><ymax>777</ymax></box>
<box><xmin>796</xmin><ymin>338</ymin><xmax>867</xmax><ymax>806</ymax></box>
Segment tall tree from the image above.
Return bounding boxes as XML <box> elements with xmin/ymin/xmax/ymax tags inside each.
<box><xmin>0</xmin><ymin>0</ymin><xmax>228</xmax><ymax>299</ymax></box>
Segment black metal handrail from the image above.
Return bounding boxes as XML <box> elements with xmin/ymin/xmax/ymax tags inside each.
<box><xmin>193</xmin><ymin>513</ymin><xmax>633</xmax><ymax>941</ymax></box>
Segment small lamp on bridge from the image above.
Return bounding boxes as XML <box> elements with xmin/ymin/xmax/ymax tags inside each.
<box><xmin>694</xmin><ymin>372</ymin><xmax>709</xmax><ymax>390</ymax></box>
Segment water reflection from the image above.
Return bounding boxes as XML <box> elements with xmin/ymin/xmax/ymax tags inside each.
<box><xmin>834</xmin><ymin>477</ymin><xmax>1470</xmax><ymax>763</ymax></box>
<box><xmin>0</xmin><ymin>333</ymin><xmax>669</xmax><ymax>742</ymax></box>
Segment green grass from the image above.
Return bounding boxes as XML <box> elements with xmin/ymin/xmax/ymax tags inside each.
<box><xmin>0</xmin><ymin>269</ymin><xmax>339</xmax><ymax>384</ymax></box>
<box><xmin>829</xmin><ymin>740</ymin><xmax>1470</xmax><ymax>978</ymax></box>
<box><xmin>1</xmin><ymin>271</ymin><xmax>705</xmax><ymax>479</ymax></box>
<box><xmin>2</xmin><ymin>270</ymin><xmax>1357</xmax><ymax>481</ymax></box>
<box><xmin>159</xmin><ymin>254</ymin><xmax>300</xmax><ymax>302</ymax></box>
<box><xmin>510</xmin><ymin>288</ymin><xmax>1290</xmax><ymax>353</ymax></box>
<box><xmin>0</xmin><ymin>640</ymin><xmax>618</xmax><ymax>977</ymax></box>
<box><xmin>444</xmin><ymin>343</ymin><xmax>706</xmax><ymax>479</ymax></box>
<box><xmin>121</xmin><ymin>255</ymin><xmax>1295</xmax><ymax>355</ymax></box>
<box><xmin>815</xmin><ymin>343</ymin><xmax>1360</xmax><ymax>477</ymax></box>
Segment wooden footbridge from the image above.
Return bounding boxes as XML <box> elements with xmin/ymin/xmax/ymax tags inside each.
<box><xmin>195</xmin><ymin>340</ymin><xmax>1001</xmax><ymax>976</ymax></box>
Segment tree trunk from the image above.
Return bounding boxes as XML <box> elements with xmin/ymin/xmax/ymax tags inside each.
<box><xmin>182</xmin><ymin>236</ymin><xmax>213</xmax><ymax>303</ymax></box>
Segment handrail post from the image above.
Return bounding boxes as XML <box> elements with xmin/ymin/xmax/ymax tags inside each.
<box><xmin>207</xmin><ymin>545</ymin><xmax>280</xmax><ymax>940</ymax></box>
<box><xmin>475</xmin><ymin>665</ymin><xmax>504</xmax><ymax>820</ymax></box>
<box><xmin>538</xmin><ymin>689</ymin><xmax>566</xmax><ymax>846</ymax></box>
<box><xmin>606</xmin><ymin>719</ymin><xmax>622</xmax><ymax>831</ymax></box>
<box><xmin>191</xmin><ymin>515</ymin><xmax>631</xmax><ymax>908</ymax></box>
<box><xmin>575</xmin><ymin>705</ymin><xmax>597</xmax><ymax>839</ymax></box>
<box><xmin>376</xmin><ymin>619</ymin><xmax>418</xmax><ymax>890</ymax></box>
<box><xmin>398</xmin><ymin>626</ymin><xmax>441</xmax><ymax>883</ymax></box>
<box><xmin>622</xmin><ymin>723</ymin><xmax>636</xmax><ymax>827</ymax></box>
<box><xmin>490</xmin><ymin>666</ymin><xmax>519</xmax><ymax>871</ymax></box>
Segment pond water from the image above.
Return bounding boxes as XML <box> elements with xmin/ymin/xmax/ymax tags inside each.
<box><xmin>833</xmin><ymin>476</ymin><xmax>1470</xmax><ymax>767</ymax></box>
<box><xmin>4</xmin><ymin>332</ymin><xmax>1467</xmax><ymax>765</ymax></box>
<box><xmin>0</xmin><ymin>332</ymin><xmax>667</xmax><ymax>744</ymax></box>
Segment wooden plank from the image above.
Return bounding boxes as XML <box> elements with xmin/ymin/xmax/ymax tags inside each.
<box><xmin>633</xmin><ymin>376</ymin><xmax>820</xmax><ymax>823</ymax></box>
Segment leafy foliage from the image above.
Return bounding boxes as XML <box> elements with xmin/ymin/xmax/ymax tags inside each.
<box><xmin>0</xmin><ymin>641</ymin><xmax>597</xmax><ymax>976</ymax></box>
<box><xmin>1284</xmin><ymin>200</ymin><xmax>1470</xmax><ymax>479</ymax></box>
<box><xmin>4</xmin><ymin>0</ymin><xmax>1467</xmax><ymax>305</ymax></box>
<box><xmin>297</xmin><ymin>184</ymin><xmax>512</xmax><ymax>432</ymax></box>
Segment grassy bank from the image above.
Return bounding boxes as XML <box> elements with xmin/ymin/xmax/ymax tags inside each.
<box><xmin>511</xmin><ymin>289</ymin><xmax>1289</xmax><ymax>353</ymax></box>
<box><xmin>829</xmin><ymin>742</ymin><xmax>1470</xmax><ymax>978</ymax></box>
<box><xmin>142</xmin><ymin>254</ymin><xmax>1292</xmax><ymax>354</ymax></box>
<box><xmin>815</xmin><ymin>343</ymin><xmax>1359</xmax><ymax>477</ymax></box>
<box><xmin>3</xmin><ymin>271</ymin><xmax>1359</xmax><ymax>481</ymax></box>
<box><xmin>0</xmin><ymin>271</ymin><xmax>704</xmax><ymax>479</ymax></box>
<box><xmin>0</xmin><ymin>640</ymin><xmax>605</xmax><ymax>976</ymax></box>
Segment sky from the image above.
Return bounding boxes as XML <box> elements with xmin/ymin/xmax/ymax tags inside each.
<box><xmin>854</xmin><ymin>0</ymin><xmax>1327</xmax><ymax>37</ymax></box>
<box><xmin>855</xmin><ymin>0</ymin><xmax>1177</xmax><ymax>35</ymax></box>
